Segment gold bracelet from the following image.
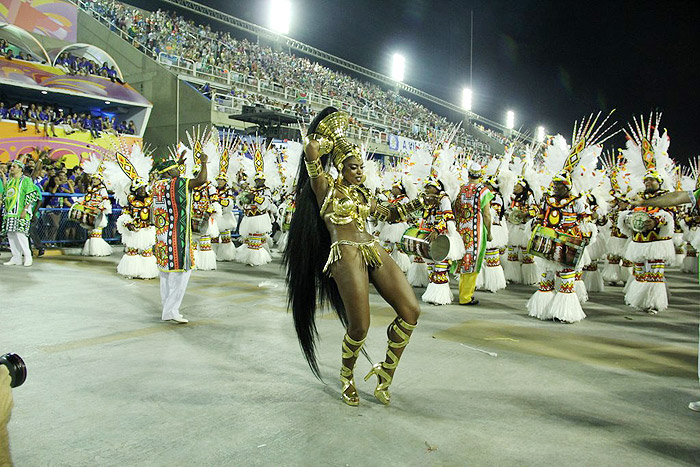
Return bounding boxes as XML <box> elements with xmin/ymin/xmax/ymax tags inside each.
<box><xmin>305</xmin><ymin>158</ymin><xmax>324</xmax><ymax>179</ymax></box>
<box><xmin>373</xmin><ymin>203</ymin><xmax>390</xmax><ymax>222</ymax></box>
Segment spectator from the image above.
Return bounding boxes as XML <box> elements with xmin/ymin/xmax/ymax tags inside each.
<box><xmin>9</xmin><ymin>103</ymin><xmax>27</xmax><ymax>131</ymax></box>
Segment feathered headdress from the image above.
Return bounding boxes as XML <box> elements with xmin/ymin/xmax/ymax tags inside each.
<box><xmin>622</xmin><ymin>112</ymin><xmax>673</xmax><ymax>192</ymax></box>
<box><xmin>544</xmin><ymin>110</ymin><xmax>618</xmax><ymax>196</ymax></box>
<box><xmin>103</xmin><ymin>144</ymin><xmax>154</xmax><ymax>206</ymax></box>
<box><xmin>82</xmin><ymin>153</ymin><xmax>105</xmax><ymax>179</ymax></box>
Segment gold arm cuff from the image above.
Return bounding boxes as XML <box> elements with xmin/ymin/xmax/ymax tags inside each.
<box><xmin>373</xmin><ymin>203</ymin><xmax>391</xmax><ymax>222</ymax></box>
<box><xmin>305</xmin><ymin>158</ymin><xmax>324</xmax><ymax>179</ymax></box>
<box><xmin>395</xmin><ymin>197</ymin><xmax>425</xmax><ymax>222</ymax></box>
<box><xmin>303</xmin><ymin>134</ymin><xmax>334</xmax><ymax>156</ymax></box>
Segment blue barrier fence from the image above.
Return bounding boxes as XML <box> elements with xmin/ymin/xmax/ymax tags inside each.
<box><xmin>3</xmin><ymin>192</ymin><xmax>243</xmax><ymax>247</ymax></box>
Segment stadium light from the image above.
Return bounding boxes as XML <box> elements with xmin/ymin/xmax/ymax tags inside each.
<box><xmin>536</xmin><ymin>126</ymin><xmax>545</xmax><ymax>143</ymax></box>
<box><xmin>391</xmin><ymin>53</ymin><xmax>405</xmax><ymax>82</ymax></box>
<box><xmin>462</xmin><ymin>88</ymin><xmax>472</xmax><ymax>111</ymax></box>
<box><xmin>506</xmin><ymin>110</ymin><xmax>515</xmax><ymax>130</ymax></box>
<box><xmin>269</xmin><ymin>0</ymin><xmax>291</xmax><ymax>34</ymax></box>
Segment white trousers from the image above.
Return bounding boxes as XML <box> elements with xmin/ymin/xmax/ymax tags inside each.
<box><xmin>159</xmin><ymin>270</ymin><xmax>192</xmax><ymax>320</ymax></box>
<box><xmin>8</xmin><ymin>231</ymin><xmax>31</xmax><ymax>263</ymax></box>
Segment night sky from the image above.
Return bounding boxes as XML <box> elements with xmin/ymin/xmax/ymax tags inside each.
<box><xmin>129</xmin><ymin>0</ymin><xmax>700</xmax><ymax>160</ymax></box>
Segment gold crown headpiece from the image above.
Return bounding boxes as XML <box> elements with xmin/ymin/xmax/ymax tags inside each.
<box><xmin>308</xmin><ymin>111</ymin><xmax>362</xmax><ymax>170</ymax></box>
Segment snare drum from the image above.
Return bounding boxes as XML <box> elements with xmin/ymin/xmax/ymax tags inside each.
<box><xmin>68</xmin><ymin>203</ymin><xmax>104</xmax><ymax>230</ymax></box>
<box><xmin>399</xmin><ymin>227</ymin><xmax>450</xmax><ymax>262</ymax></box>
<box><xmin>527</xmin><ymin>225</ymin><xmax>588</xmax><ymax>267</ymax></box>
<box><xmin>625</xmin><ymin>211</ymin><xmax>654</xmax><ymax>233</ymax></box>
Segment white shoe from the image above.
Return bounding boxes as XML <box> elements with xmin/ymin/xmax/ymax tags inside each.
<box><xmin>23</xmin><ymin>258</ymin><xmax>33</xmax><ymax>267</ymax></box>
<box><xmin>3</xmin><ymin>260</ymin><xmax>19</xmax><ymax>266</ymax></box>
<box><xmin>689</xmin><ymin>401</ymin><xmax>700</xmax><ymax>412</ymax></box>
<box><xmin>169</xmin><ymin>317</ymin><xmax>189</xmax><ymax>324</ymax></box>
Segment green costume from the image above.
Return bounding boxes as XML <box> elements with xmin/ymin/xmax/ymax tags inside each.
<box><xmin>1</xmin><ymin>175</ymin><xmax>40</xmax><ymax>235</ymax></box>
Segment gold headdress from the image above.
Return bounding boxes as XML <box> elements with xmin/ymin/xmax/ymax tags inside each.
<box><xmin>305</xmin><ymin>110</ymin><xmax>362</xmax><ymax>171</ymax></box>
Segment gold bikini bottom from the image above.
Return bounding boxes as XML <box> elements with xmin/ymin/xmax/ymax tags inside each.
<box><xmin>323</xmin><ymin>239</ymin><xmax>383</xmax><ymax>275</ymax></box>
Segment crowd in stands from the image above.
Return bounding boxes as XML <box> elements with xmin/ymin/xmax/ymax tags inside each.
<box><xmin>83</xmin><ymin>0</ymin><xmax>498</xmax><ymax>154</ymax></box>
<box><xmin>0</xmin><ymin>100</ymin><xmax>137</xmax><ymax>137</ymax></box>
<box><xmin>54</xmin><ymin>52</ymin><xmax>124</xmax><ymax>84</ymax></box>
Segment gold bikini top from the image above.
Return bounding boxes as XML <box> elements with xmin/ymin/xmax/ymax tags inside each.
<box><xmin>319</xmin><ymin>175</ymin><xmax>372</xmax><ymax>232</ymax></box>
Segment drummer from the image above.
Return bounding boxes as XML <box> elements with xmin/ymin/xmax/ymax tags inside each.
<box><xmin>618</xmin><ymin>171</ymin><xmax>676</xmax><ymax>314</ymax></box>
<box><xmin>526</xmin><ymin>173</ymin><xmax>591</xmax><ymax>323</ymax></box>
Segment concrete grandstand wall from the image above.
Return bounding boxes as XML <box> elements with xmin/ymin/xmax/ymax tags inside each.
<box><xmin>74</xmin><ymin>9</ymin><xmax>210</xmax><ymax>151</ymax></box>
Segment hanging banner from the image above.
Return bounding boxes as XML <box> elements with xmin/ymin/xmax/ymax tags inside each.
<box><xmin>388</xmin><ymin>134</ymin><xmax>422</xmax><ymax>153</ymax></box>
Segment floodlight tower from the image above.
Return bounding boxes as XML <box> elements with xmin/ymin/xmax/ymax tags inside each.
<box><xmin>505</xmin><ymin>110</ymin><xmax>515</xmax><ymax>137</ymax></box>
<box><xmin>536</xmin><ymin>126</ymin><xmax>546</xmax><ymax>143</ymax></box>
<box><xmin>391</xmin><ymin>53</ymin><xmax>405</xmax><ymax>97</ymax></box>
<box><xmin>269</xmin><ymin>0</ymin><xmax>291</xmax><ymax>34</ymax></box>
<box><xmin>462</xmin><ymin>87</ymin><xmax>473</xmax><ymax>125</ymax></box>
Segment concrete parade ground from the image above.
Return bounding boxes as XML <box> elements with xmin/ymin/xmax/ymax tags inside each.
<box><xmin>1</xmin><ymin>249</ymin><xmax>699</xmax><ymax>466</ymax></box>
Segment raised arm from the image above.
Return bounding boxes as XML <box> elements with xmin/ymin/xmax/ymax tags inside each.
<box><xmin>188</xmin><ymin>152</ymin><xmax>208</xmax><ymax>190</ymax></box>
<box><xmin>632</xmin><ymin>190</ymin><xmax>694</xmax><ymax>208</ymax></box>
<box><xmin>303</xmin><ymin>136</ymin><xmax>331</xmax><ymax>205</ymax></box>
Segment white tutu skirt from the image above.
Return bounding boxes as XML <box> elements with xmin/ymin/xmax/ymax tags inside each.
<box><xmin>236</xmin><ymin>243</ymin><xmax>272</xmax><ymax>266</ymax></box>
<box><xmin>82</xmin><ymin>237</ymin><xmax>112</xmax><ymax>256</ymax></box>
<box><xmin>478</xmin><ymin>264</ymin><xmax>506</xmax><ymax>293</ymax></box>
<box><xmin>521</xmin><ymin>261</ymin><xmax>540</xmax><ymax>285</ymax></box>
<box><xmin>606</xmin><ymin>236</ymin><xmax>628</xmax><ymax>257</ymax></box>
<box><xmin>508</xmin><ymin>223</ymin><xmax>529</xmax><ymax>248</ymax></box>
<box><xmin>574</xmin><ymin>279</ymin><xmax>588</xmax><ymax>303</ymax></box>
<box><xmin>422</xmin><ymin>282</ymin><xmax>452</xmax><ymax>305</ymax></box>
<box><xmin>239</xmin><ymin>214</ymin><xmax>272</xmax><ymax>237</ymax></box>
<box><xmin>118</xmin><ymin>218</ymin><xmax>156</xmax><ymax>251</ymax></box>
<box><xmin>117</xmin><ymin>254</ymin><xmax>158</xmax><ymax>279</ymax></box>
<box><xmin>379</xmin><ymin>222</ymin><xmax>409</xmax><ymax>243</ymax></box>
<box><xmin>527</xmin><ymin>290</ymin><xmax>555</xmax><ymax>319</ymax></box>
<box><xmin>681</xmin><ymin>255</ymin><xmax>698</xmax><ymax>274</ymax></box>
<box><xmin>407</xmin><ymin>261</ymin><xmax>429</xmax><ymax>287</ymax></box>
<box><xmin>601</xmin><ymin>260</ymin><xmax>622</xmax><ymax>283</ymax></box>
<box><xmin>625</xmin><ymin>279</ymin><xmax>668</xmax><ymax>312</ymax></box>
<box><xmin>195</xmin><ymin>249</ymin><xmax>217</xmax><ymax>270</ymax></box>
<box><xmin>489</xmin><ymin>223</ymin><xmax>509</xmax><ymax>249</ymax></box>
<box><xmin>545</xmin><ymin>291</ymin><xmax>586</xmax><ymax>323</ymax></box>
<box><xmin>217</xmin><ymin>211</ymin><xmax>238</xmax><ymax>231</ymax></box>
<box><xmin>583</xmin><ymin>268</ymin><xmax>605</xmax><ymax>292</ymax></box>
<box><xmin>217</xmin><ymin>241</ymin><xmax>237</xmax><ymax>261</ymax></box>
<box><xmin>503</xmin><ymin>250</ymin><xmax>523</xmax><ymax>284</ymax></box>
<box><xmin>625</xmin><ymin>239</ymin><xmax>675</xmax><ymax>264</ymax></box>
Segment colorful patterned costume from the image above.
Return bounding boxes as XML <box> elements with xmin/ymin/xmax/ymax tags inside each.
<box><xmin>618</xmin><ymin>191</ymin><xmax>675</xmax><ymax>313</ymax></box>
<box><xmin>378</xmin><ymin>193</ymin><xmax>411</xmax><ymax>273</ymax></box>
<box><xmin>79</xmin><ymin>183</ymin><xmax>113</xmax><ymax>257</ymax></box>
<box><xmin>503</xmin><ymin>191</ymin><xmax>539</xmax><ymax>285</ymax></box>
<box><xmin>477</xmin><ymin>190</ymin><xmax>508</xmax><ymax>293</ymax></box>
<box><xmin>527</xmin><ymin>193</ymin><xmax>591</xmax><ymax>323</ymax></box>
<box><xmin>214</xmin><ymin>184</ymin><xmax>237</xmax><ymax>261</ymax></box>
<box><xmin>116</xmin><ymin>193</ymin><xmax>158</xmax><ymax>279</ymax></box>
<box><xmin>419</xmin><ymin>193</ymin><xmax>458</xmax><ymax>305</ymax></box>
<box><xmin>454</xmin><ymin>181</ymin><xmax>494</xmax><ymax>304</ymax></box>
<box><xmin>191</xmin><ymin>182</ymin><xmax>220</xmax><ymax>270</ymax></box>
<box><xmin>236</xmin><ymin>186</ymin><xmax>273</xmax><ymax>266</ymax></box>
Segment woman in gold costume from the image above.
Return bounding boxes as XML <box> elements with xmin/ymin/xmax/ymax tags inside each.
<box><xmin>284</xmin><ymin>108</ymin><xmax>434</xmax><ymax>406</ymax></box>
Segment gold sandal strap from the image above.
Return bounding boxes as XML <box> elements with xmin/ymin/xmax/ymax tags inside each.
<box><xmin>341</xmin><ymin>334</ymin><xmax>366</xmax><ymax>359</ymax></box>
<box><xmin>396</xmin><ymin>317</ymin><xmax>418</xmax><ymax>331</ymax></box>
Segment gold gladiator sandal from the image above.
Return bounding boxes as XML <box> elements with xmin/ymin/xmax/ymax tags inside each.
<box><xmin>340</xmin><ymin>333</ymin><xmax>366</xmax><ymax>406</ymax></box>
<box><xmin>364</xmin><ymin>317</ymin><xmax>417</xmax><ymax>405</ymax></box>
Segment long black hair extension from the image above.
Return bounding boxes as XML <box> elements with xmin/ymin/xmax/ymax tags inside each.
<box><xmin>282</xmin><ymin>107</ymin><xmax>348</xmax><ymax>379</ymax></box>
